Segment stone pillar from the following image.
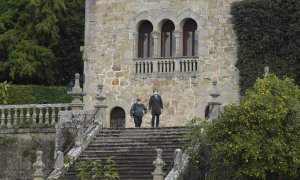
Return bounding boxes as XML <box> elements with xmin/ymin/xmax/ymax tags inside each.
<box><xmin>207</xmin><ymin>81</ymin><xmax>222</xmax><ymax>120</ymax></box>
<box><xmin>152</xmin><ymin>31</ymin><xmax>160</xmax><ymax>57</ymax></box>
<box><xmin>68</xmin><ymin>73</ymin><xmax>84</xmax><ymax>111</ymax></box>
<box><xmin>32</xmin><ymin>151</ymin><xmax>45</xmax><ymax>180</ymax></box>
<box><xmin>94</xmin><ymin>84</ymin><xmax>108</xmax><ymax>127</ymax></box>
<box><xmin>174</xmin><ymin>31</ymin><xmax>181</xmax><ymax>57</ymax></box>
<box><xmin>152</xmin><ymin>148</ymin><xmax>165</xmax><ymax>180</ymax></box>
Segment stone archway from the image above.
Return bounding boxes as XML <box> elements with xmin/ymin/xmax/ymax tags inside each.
<box><xmin>110</xmin><ymin>107</ymin><xmax>126</xmax><ymax>128</ymax></box>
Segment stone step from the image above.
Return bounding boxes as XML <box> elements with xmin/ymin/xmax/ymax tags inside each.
<box><xmin>60</xmin><ymin>127</ymin><xmax>187</xmax><ymax>179</ymax></box>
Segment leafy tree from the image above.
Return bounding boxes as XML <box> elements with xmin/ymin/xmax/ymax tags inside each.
<box><xmin>0</xmin><ymin>0</ymin><xmax>66</xmax><ymax>84</ymax></box>
<box><xmin>52</xmin><ymin>0</ymin><xmax>84</xmax><ymax>85</ymax></box>
<box><xmin>185</xmin><ymin>74</ymin><xmax>300</xmax><ymax>179</ymax></box>
<box><xmin>0</xmin><ymin>81</ymin><xmax>10</xmax><ymax>104</ymax></box>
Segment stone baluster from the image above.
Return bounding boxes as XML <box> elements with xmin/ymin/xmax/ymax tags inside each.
<box><xmin>32</xmin><ymin>151</ymin><xmax>45</xmax><ymax>180</ymax></box>
<box><xmin>13</xmin><ymin>108</ymin><xmax>18</xmax><ymax>128</ymax></box>
<box><xmin>153</xmin><ymin>61</ymin><xmax>158</xmax><ymax>73</ymax></box>
<box><xmin>6</xmin><ymin>108</ymin><xmax>12</xmax><ymax>128</ymax></box>
<box><xmin>32</xmin><ymin>107</ymin><xmax>37</xmax><ymax>125</ymax></box>
<box><xmin>207</xmin><ymin>81</ymin><xmax>222</xmax><ymax>120</ymax></box>
<box><xmin>0</xmin><ymin>109</ymin><xmax>5</xmax><ymax>128</ymax></box>
<box><xmin>152</xmin><ymin>148</ymin><xmax>165</xmax><ymax>180</ymax></box>
<box><xmin>38</xmin><ymin>108</ymin><xmax>43</xmax><ymax>124</ymax></box>
<box><xmin>19</xmin><ymin>108</ymin><xmax>24</xmax><ymax>126</ymax></box>
<box><xmin>26</xmin><ymin>107</ymin><xmax>31</xmax><ymax>126</ymax></box>
<box><xmin>45</xmin><ymin>107</ymin><xmax>49</xmax><ymax>124</ymax></box>
<box><xmin>64</xmin><ymin>105</ymin><xmax>69</xmax><ymax>111</ymax></box>
<box><xmin>67</xmin><ymin>73</ymin><xmax>84</xmax><ymax>111</ymax></box>
<box><xmin>51</xmin><ymin>107</ymin><xmax>56</xmax><ymax>124</ymax></box>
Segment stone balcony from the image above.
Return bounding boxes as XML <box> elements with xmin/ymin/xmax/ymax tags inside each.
<box><xmin>131</xmin><ymin>57</ymin><xmax>199</xmax><ymax>79</ymax></box>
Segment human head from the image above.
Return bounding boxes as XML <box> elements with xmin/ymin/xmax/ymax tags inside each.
<box><xmin>136</xmin><ymin>98</ymin><xmax>141</xmax><ymax>103</ymax></box>
<box><xmin>153</xmin><ymin>89</ymin><xmax>158</xmax><ymax>95</ymax></box>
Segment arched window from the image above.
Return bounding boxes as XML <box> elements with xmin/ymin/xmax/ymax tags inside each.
<box><xmin>138</xmin><ymin>21</ymin><xmax>154</xmax><ymax>58</ymax></box>
<box><xmin>183</xmin><ymin>19</ymin><xmax>198</xmax><ymax>56</ymax></box>
<box><xmin>161</xmin><ymin>20</ymin><xmax>176</xmax><ymax>57</ymax></box>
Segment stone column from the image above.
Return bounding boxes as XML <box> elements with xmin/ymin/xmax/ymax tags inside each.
<box><xmin>207</xmin><ymin>81</ymin><xmax>222</xmax><ymax>120</ymax></box>
<box><xmin>152</xmin><ymin>148</ymin><xmax>165</xmax><ymax>180</ymax></box>
<box><xmin>32</xmin><ymin>151</ymin><xmax>45</xmax><ymax>180</ymax></box>
<box><xmin>174</xmin><ymin>31</ymin><xmax>181</xmax><ymax>57</ymax></box>
<box><xmin>94</xmin><ymin>84</ymin><xmax>108</xmax><ymax>127</ymax></box>
<box><xmin>152</xmin><ymin>31</ymin><xmax>160</xmax><ymax>57</ymax></box>
<box><xmin>68</xmin><ymin>73</ymin><xmax>84</xmax><ymax>111</ymax></box>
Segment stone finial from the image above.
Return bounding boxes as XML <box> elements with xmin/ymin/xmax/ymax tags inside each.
<box><xmin>67</xmin><ymin>73</ymin><xmax>84</xmax><ymax>111</ymax></box>
<box><xmin>207</xmin><ymin>81</ymin><xmax>222</xmax><ymax>120</ymax></box>
<box><xmin>54</xmin><ymin>151</ymin><xmax>64</xmax><ymax>170</ymax></box>
<box><xmin>173</xmin><ymin>149</ymin><xmax>183</xmax><ymax>170</ymax></box>
<box><xmin>75</xmin><ymin>125</ymin><xmax>85</xmax><ymax>147</ymax></box>
<box><xmin>264</xmin><ymin>66</ymin><xmax>269</xmax><ymax>76</ymax></box>
<box><xmin>32</xmin><ymin>151</ymin><xmax>45</xmax><ymax>180</ymax></box>
<box><xmin>209</xmin><ymin>80</ymin><xmax>220</xmax><ymax>99</ymax></box>
<box><xmin>152</xmin><ymin>148</ymin><xmax>165</xmax><ymax>180</ymax></box>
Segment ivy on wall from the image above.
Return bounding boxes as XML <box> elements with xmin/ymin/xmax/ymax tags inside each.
<box><xmin>231</xmin><ymin>0</ymin><xmax>300</xmax><ymax>93</ymax></box>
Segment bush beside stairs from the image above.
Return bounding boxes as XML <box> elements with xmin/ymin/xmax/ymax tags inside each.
<box><xmin>60</xmin><ymin>127</ymin><xmax>188</xmax><ymax>179</ymax></box>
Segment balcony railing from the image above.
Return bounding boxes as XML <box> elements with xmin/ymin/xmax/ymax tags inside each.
<box><xmin>0</xmin><ymin>103</ymin><xmax>71</xmax><ymax>128</ymax></box>
<box><xmin>132</xmin><ymin>57</ymin><xmax>199</xmax><ymax>78</ymax></box>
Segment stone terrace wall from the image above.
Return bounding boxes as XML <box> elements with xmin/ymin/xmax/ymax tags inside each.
<box><xmin>82</xmin><ymin>0</ymin><xmax>241</xmax><ymax>127</ymax></box>
<box><xmin>0</xmin><ymin>129</ymin><xmax>55</xmax><ymax>180</ymax></box>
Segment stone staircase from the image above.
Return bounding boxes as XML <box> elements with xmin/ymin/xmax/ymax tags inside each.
<box><xmin>60</xmin><ymin>127</ymin><xmax>188</xmax><ymax>180</ymax></box>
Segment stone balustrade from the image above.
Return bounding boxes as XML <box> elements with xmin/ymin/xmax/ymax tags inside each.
<box><xmin>133</xmin><ymin>57</ymin><xmax>199</xmax><ymax>78</ymax></box>
<box><xmin>0</xmin><ymin>103</ymin><xmax>71</xmax><ymax>128</ymax></box>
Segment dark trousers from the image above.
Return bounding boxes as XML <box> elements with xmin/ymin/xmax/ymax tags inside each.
<box><xmin>134</xmin><ymin>116</ymin><xmax>142</xmax><ymax>127</ymax></box>
<box><xmin>151</xmin><ymin>114</ymin><xmax>160</xmax><ymax>127</ymax></box>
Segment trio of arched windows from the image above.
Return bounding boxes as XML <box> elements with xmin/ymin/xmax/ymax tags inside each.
<box><xmin>138</xmin><ymin>18</ymin><xmax>198</xmax><ymax>58</ymax></box>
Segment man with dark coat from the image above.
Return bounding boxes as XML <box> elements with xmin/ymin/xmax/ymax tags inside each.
<box><xmin>148</xmin><ymin>89</ymin><xmax>163</xmax><ymax>127</ymax></box>
<box><xmin>130</xmin><ymin>98</ymin><xmax>147</xmax><ymax>127</ymax></box>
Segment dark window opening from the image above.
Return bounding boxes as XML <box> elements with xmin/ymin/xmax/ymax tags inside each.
<box><xmin>161</xmin><ymin>20</ymin><xmax>176</xmax><ymax>57</ymax></box>
<box><xmin>183</xmin><ymin>19</ymin><xmax>198</xmax><ymax>56</ymax></box>
<box><xmin>138</xmin><ymin>21</ymin><xmax>154</xmax><ymax>58</ymax></box>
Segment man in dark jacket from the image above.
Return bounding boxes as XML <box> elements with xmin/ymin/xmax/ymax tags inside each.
<box><xmin>130</xmin><ymin>98</ymin><xmax>147</xmax><ymax>127</ymax></box>
<box><xmin>148</xmin><ymin>89</ymin><xmax>163</xmax><ymax>127</ymax></box>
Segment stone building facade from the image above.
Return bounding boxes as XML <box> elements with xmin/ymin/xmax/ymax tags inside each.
<box><xmin>81</xmin><ymin>0</ymin><xmax>241</xmax><ymax>128</ymax></box>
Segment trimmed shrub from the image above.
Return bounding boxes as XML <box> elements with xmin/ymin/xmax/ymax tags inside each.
<box><xmin>4</xmin><ymin>85</ymin><xmax>72</xmax><ymax>105</ymax></box>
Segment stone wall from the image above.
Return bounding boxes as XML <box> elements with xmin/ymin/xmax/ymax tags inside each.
<box><xmin>0</xmin><ymin>129</ymin><xmax>55</xmax><ymax>180</ymax></box>
<box><xmin>82</xmin><ymin>0</ymin><xmax>241</xmax><ymax>127</ymax></box>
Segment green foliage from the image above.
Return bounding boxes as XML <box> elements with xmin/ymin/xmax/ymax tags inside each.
<box><xmin>75</xmin><ymin>157</ymin><xmax>119</xmax><ymax>180</ymax></box>
<box><xmin>52</xmin><ymin>0</ymin><xmax>84</xmax><ymax>85</ymax></box>
<box><xmin>2</xmin><ymin>84</ymin><xmax>71</xmax><ymax>104</ymax></box>
<box><xmin>0</xmin><ymin>136</ymin><xmax>16</xmax><ymax>151</ymax></box>
<box><xmin>0</xmin><ymin>81</ymin><xmax>10</xmax><ymax>104</ymax></box>
<box><xmin>0</xmin><ymin>0</ymin><xmax>66</xmax><ymax>84</ymax></box>
<box><xmin>185</xmin><ymin>74</ymin><xmax>300</xmax><ymax>179</ymax></box>
<box><xmin>231</xmin><ymin>0</ymin><xmax>300</xmax><ymax>93</ymax></box>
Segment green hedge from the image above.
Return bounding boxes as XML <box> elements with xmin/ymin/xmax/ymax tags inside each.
<box><xmin>4</xmin><ymin>85</ymin><xmax>72</xmax><ymax>105</ymax></box>
<box><xmin>231</xmin><ymin>0</ymin><xmax>300</xmax><ymax>93</ymax></box>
